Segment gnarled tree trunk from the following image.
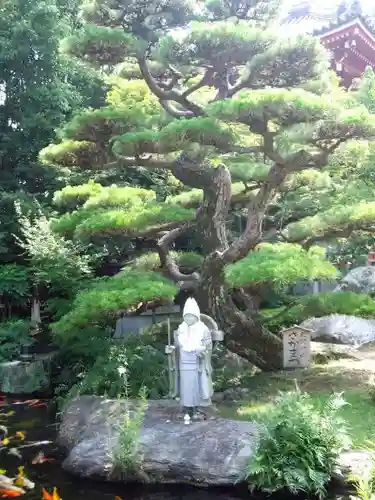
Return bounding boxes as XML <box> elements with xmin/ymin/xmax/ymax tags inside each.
<box><xmin>197</xmin><ymin>258</ymin><xmax>282</xmax><ymax>371</ymax></box>
<box><xmin>166</xmin><ymin>160</ymin><xmax>286</xmax><ymax>371</ymax></box>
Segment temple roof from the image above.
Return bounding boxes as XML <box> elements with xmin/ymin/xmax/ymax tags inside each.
<box><xmin>281</xmin><ymin>0</ymin><xmax>375</xmax><ymax>37</ymax></box>
<box><xmin>280</xmin><ymin>0</ymin><xmax>375</xmax><ymax>86</ymax></box>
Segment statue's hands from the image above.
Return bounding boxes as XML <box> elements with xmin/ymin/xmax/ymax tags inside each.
<box><xmin>165</xmin><ymin>345</ymin><xmax>176</xmax><ymax>355</ymax></box>
<box><xmin>195</xmin><ymin>345</ymin><xmax>205</xmax><ymax>356</ymax></box>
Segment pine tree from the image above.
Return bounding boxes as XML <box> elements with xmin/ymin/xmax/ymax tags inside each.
<box><xmin>42</xmin><ymin>0</ymin><xmax>375</xmax><ymax>370</ymax></box>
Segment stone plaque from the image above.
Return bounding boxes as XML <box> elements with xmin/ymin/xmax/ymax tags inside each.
<box><xmin>282</xmin><ymin>326</ymin><xmax>312</xmax><ymax>369</ymax></box>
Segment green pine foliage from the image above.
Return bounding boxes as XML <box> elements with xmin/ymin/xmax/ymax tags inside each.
<box><xmin>166</xmin><ymin>182</ymin><xmax>247</xmax><ymax>208</ymax></box>
<box><xmin>207</xmin><ymin>88</ymin><xmax>340</xmax><ymax>126</ymax></box>
<box><xmin>112</xmin><ymin>117</ymin><xmax>235</xmax><ymax>156</ymax></box>
<box><xmin>52</xmin><ymin>182</ymin><xmax>193</xmax><ymax>240</ymax></box>
<box><xmin>53</xmin><ymin>180</ymin><xmax>103</xmax><ymax>210</ymax></box>
<box><xmin>155</xmin><ymin>21</ymin><xmax>277</xmax><ymax>67</ymax></box>
<box><xmin>74</xmin><ymin>203</ymin><xmax>194</xmax><ymax>240</ymax></box>
<box><xmin>262</xmin><ymin>292</ymin><xmax>375</xmax><ymax>333</ymax></box>
<box><xmin>225</xmin><ymin>243</ymin><xmax>338</xmax><ymax>288</ymax></box>
<box><xmin>40</xmin><ymin>139</ymin><xmax>106</xmax><ymax>169</ymax></box>
<box><xmin>61</xmin><ymin>24</ymin><xmax>138</xmax><ymax>65</ymax></box>
<box><xmin>245</xmin><ymin>391</ymin><xmax>351</xmax><ymax>497</ymax></box>
<box><xmin>83</xmin><ymin>185</ymin><xmax>155</xmax><ymax>209</ymax></box>
<box><xmin>51</xmin><ymin>270</ymin><xmax>177</xmax><ymax>336</ymax></box>
<box><xmin>285</xmin><ymin>203</ymin><xmax>375</xmax><ymax>243</ymax></box>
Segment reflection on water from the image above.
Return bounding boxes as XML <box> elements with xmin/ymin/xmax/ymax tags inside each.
<box><xmin>0</xmin><ymin>396</ymin><xmax>246</xmax><ymax>500</ymax></box>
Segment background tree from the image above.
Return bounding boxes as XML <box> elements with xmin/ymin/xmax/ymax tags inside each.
<box><xmin>42</xmin><ymin>0</ymin><xmax>375</xmax><ymax>370</ymax></box>
<box><xmin>0</xmin><ymin>0</ymin><xmax>105</xmax><ymax>267</ymax></box>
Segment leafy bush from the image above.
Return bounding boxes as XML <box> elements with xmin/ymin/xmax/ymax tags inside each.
<box><xmin>61</xmin><ymin>336</ymin><xmax>168</xmax><ymax>406</ymax></box>
<box><xmin>211</xmin><ymin>343</ymin><xmax>256</xmax><ymax>392</ymax></box>
<box><xmin>262</xmin><ymin>291</ymin><xmax>375</xmax><ymax>333</ymax></box>
<box><xmin>0</xmin><ymin>320</ymin><xmax>33</xmax><ymax>362</ymax></box>
<box><xmin>16</xmin><ymin>209</ymin><xmax>93</xmax><ymax>295</ymax></box>
<box><xmin>245</xmin><ymin>391</ymin><xmax>351</xmax><ymax>497</ymax></box>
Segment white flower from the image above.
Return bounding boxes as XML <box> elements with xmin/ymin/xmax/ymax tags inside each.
<box><xmin>117</xmin><ymin>366</ymin><xmax>127</xmax><ymax>376</ymax></box>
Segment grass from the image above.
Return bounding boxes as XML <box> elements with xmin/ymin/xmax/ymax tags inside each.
<box><xmin>218</xmin><ymin>342</ymin><xmax>375</xmax><ymax>448</ymax></box>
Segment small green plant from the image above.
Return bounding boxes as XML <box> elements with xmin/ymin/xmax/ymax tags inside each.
<box><xmin>350</xmin><ymin>443</ymin><xmax>375</xmax><ymax>500</ymax></box>
<box><xmin>110</xmin><ymin>363</ymin><xmax>147</xmax><ymax>476</ymax></box>
<box><xmin>244</xmin><ymin>390</ymin><xmax>351</xmax><ymax>498</ymax></box>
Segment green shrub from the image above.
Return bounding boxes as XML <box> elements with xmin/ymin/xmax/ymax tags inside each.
<box><xmin>245</xmin><ymin>391</ymin><xmax>351</xmax><ymax>497</ymax></box>
<box><xmin>262</xmin><ymin>291</ymin><xmax>375</xmax><ymax>333</ymax></box>
<box><xmin>0</xmin><ymin>320</ymin><xmax>33</xmax><ymax>362</ymax></box>
<box><xmin>211</xmin><ymin>343</ymin><xmax>256</xmax><ymax>392</ymax></box>
<box><xmin>61</xmin><ymin>336</ymin><xmax>168</xmax><ymax>406</ymax></box>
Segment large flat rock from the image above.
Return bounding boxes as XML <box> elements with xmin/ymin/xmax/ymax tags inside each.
<box><xmin>58</xmin><ymin>396</ymin><xmax>370</xmax><ymax>490</ymax></box>
<box><xmin>58</xmin><ymin>396</ymin><xmax>259</xmax><ymax>486</ymax></box>
<box><xmin>335</xmin><ymin>266</ymin><xmax>375</xmax><ymax>294</ymax></box>
<box><xmin>300</xmin><ymin>315</ymin><xmax>375</xmax><ymax>346</ymax></box>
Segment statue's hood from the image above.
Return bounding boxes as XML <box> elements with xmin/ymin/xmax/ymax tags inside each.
<box><xmin>183</xmin><ymin>297</ymin><xmax>200</xmax><ymax>320</ymax></box>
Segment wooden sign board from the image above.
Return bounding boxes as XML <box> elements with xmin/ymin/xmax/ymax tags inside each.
<box><xmin>282</xmin><ymin>326</ymin><xmax>312</xmax><ymax>369</ymax></box>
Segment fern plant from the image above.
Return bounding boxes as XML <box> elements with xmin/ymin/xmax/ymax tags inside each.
<box><xmin>244</xmin><ymin>390</ymin><xmax>351</xmax><ymax>498</ymax></box>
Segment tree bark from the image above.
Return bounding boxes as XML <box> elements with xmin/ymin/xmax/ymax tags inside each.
<box><xmin>197</xmin><ymin>262</ymin><xmax>282</xmax><ymax>371</ymax></box>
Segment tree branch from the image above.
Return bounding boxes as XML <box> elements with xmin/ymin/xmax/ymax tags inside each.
<box><xmin>181</xmin><ymin>68</ymin><xmax>215</xmax><ymax>98</ymax></box>
<box><xmin>221</xmin><ymin>162</ymin><xmax>288</xmax><ymax>264</ymax></box>
<box><xmin>138</xmin><ymin>55</ymin><xmax>204</xmax><ymax>117</ymax></box>
<box><xmin>159</xmin><ymin>100</ymin><xmax>194</xmax><ymax>118</ymax></box>
<box><xmin>286</xmin><ymin>222</ymin><xmax>375</xmax><ymax>249</ymax></box>
<box><xmin>157</xmin><ymin>215</ymin><xmax>201</xmax><ymax>287</ymax></box>
<box><xmin>109</xmin><ymin>156</ymin><xmax>175</xmax><ymax>170</ymax></box>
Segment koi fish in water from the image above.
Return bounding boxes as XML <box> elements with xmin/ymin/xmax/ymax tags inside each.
<box><xmin>12</xmin><ymin>400</ymin><xmax>46</xmax><ymax>408</ymax></box>
<box><xmin>0</xmin><ymin>489</ymin><xmax>23</xmax><ymax>497</ymax></box>
<box><xmin>32</xmin><ymin>452</ymin><xmax>55</xmax><ymax>465</ymax></box>
<box><xmin>41</xmin><ymin>487</ymin><xmax>61</xmax><ymax>500</ymax></box>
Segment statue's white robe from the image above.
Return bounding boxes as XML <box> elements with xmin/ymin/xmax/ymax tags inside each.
<box><xmin>174</xmin><ymin>299</ymin><xmax>213</xmax><ymax>408</ymax></box>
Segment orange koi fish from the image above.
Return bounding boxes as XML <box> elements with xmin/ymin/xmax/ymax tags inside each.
<box><xmin>0</xmin><ymin>490</ymin><xmax>23</xmax><ymax>498</ymax></box>
<box><xmin>41</xmin><ymin>487</ymin><xmax>61</xmax><ymax>500</ymax></box>
<box><xmin>28</xmin><ymin>401</ymin><xmax>47</xmax><ymax>409</ymax></box>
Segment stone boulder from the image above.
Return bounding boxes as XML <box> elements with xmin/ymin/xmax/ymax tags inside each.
<box><xmin>58</xmin><ymin>396</ymin><xmax>370</xmax><ymax>491</ymax></box>
<box><xmin>58</xmin><ymin>396</ymin><xmax>259</xmax><ymax>486</ymax></box>
<box><xmin>334</xmin><ymin>266</ymin><xmax>375</xmax><ymax>294</ymax></box>
<box><xmin>300</xmin><ymin>315</ymin><xmax>375</xmax><ymax>346</ymax></box>
<box><xmin>0</xmin><ymin>354</ymin><xmax>53</xmax><ymax>394</ymax></box>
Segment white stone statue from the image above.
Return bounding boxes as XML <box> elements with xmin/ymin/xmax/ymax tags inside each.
<box><xmin>166</xmin><ymin>298</ymin><xmax>217</xmax><ymax>420</ymax></box>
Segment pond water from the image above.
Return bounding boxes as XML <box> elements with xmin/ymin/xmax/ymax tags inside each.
<box><xmin>0</xmin><ymin>396</ymin><xmax>249</xmax><ymax>500</ymax></box>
